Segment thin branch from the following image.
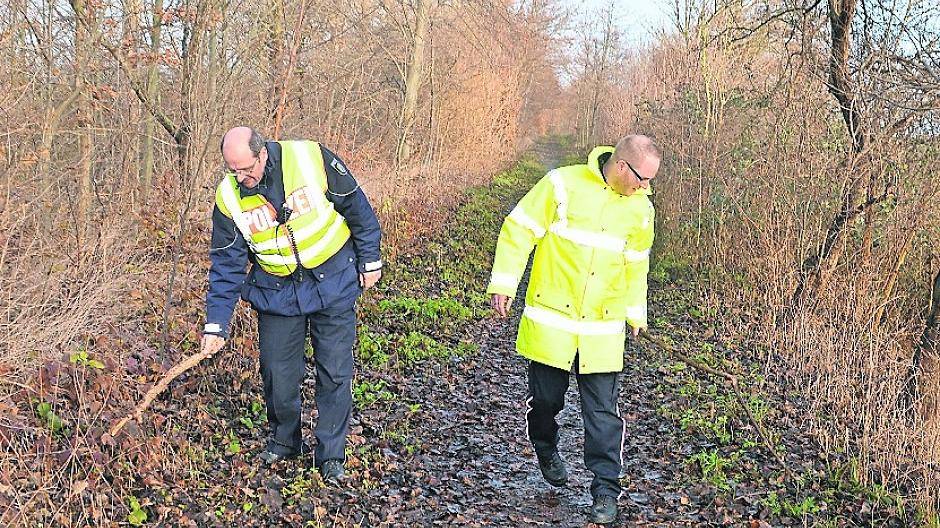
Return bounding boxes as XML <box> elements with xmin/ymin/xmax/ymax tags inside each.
<box><xmin>108</xmin><ymin>346</ymin><xmax>222</xmax><ymax>437</ymax></box>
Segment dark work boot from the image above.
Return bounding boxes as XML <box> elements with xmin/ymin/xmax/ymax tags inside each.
<box><xmin>537</xmin><ymin>452</ymin><xmax>568</xmax><ymax>487</ymax></box>
<box><xmin>590</xmin><ymin>495</ymin><xmax>618</xmax><ymax>524</ymax></box>
<box><xmin>257</xmin><ymin>441</ymin><xmax>309</xmax><ymax>466</ymax></box>
<box><xmin>319</xmin><ymin>459</ymin><xmax>345</xmax><ymax>482</ymax></box>
<box><xmin>258</xmin><ymin>450</ymin><xmax>289</xmax><ymax>465</ymax></box>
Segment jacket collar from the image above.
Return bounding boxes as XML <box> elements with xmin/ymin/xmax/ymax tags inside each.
<box><xmin>587</xmin><ymin>146</ymin><xmax>614</xmax><ymax>183</ymax></box>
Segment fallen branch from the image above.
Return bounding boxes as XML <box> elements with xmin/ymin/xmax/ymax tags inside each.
<box><xmin>638</xmin><ymin>329</ymin><xmax>791</xmax><ymax>477</ymax></box>
<box><xmin>109</xmin><ymin>346</ymin><xmax>219</xmax><ymax>437</ymax></box>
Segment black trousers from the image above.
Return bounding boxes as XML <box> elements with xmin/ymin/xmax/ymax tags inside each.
<box><xmin>526</xmin><ymin>360</ymin><xmax>623</xmax><ymax>498</ymax></box>
<box><xmin>256</xmin><ymin>297</ymin><xmax>357</xmax><ymax>464</ymax></box>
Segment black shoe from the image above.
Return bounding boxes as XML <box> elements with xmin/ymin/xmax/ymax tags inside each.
<box><xmin>257</xmin><ymin>449</ymin><xmax>295</xmax><ymax>465</ymax></box>
<box><xmin>590</xmin><ymin>495</ymin><xmax>618</xmax><ymax>524</ymax></box>
<box><xmin>319</xmin><ymin>459</ymin><xmax>345</xmax><ymax>481</ymax></box>
<box><xmin>258</xmin><ymin>440</ymin><xmax>311</xmax><ymax>465</ymax></box>
<box><xmin>537</xmin><ymin>452</ymin><xmax>568</xmax><ymax>487</ymax></box>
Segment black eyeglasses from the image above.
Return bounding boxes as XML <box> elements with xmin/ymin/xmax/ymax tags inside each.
<box><xmin>226</xmin><ymin>156</ymin><xmax>260</xmax><ymax>176</ymax></box>
<box><xmin>620</xmin><ymin>159</ymin><xmax>651</xmax><ymax>182</ymax></box>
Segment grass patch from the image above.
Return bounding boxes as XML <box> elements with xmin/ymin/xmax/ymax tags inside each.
<box><xmin>687</xmin><ymin>448</ymin><xmax>738</xmax><ymax>491</ymax></box>
<box><xmin>377</xmin><ymin>295</ymin><xmax>475</xmax><ymax>335</ymax></box>
<box><xmin>357</xmin><ymin>328</ymin><xmax>392</xmax><ymax>367</ymax></box>
<box><xmin>762</xmin><ymin>491</ymin><xmax>821</xmax><ymax>518</ymax></box>
<box><xmin>398</xmin><ymin>331</ymin><xmax>476</xmax><ymax>366</ymax></box>
<box><xmin>353</xmin><ymin>379</ymin><xmax>397</xmax><ymax>409</ymax></box>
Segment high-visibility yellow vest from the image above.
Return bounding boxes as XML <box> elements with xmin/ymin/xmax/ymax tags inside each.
<box><xmin>486</xmin><ymin>146</ymin><xmax>655</xmax><ymax>374</ymax></box>
<box><xmin>215</xmin><ymin>140</ymin><xmax>351</xmax><ymax>277</ymax></box>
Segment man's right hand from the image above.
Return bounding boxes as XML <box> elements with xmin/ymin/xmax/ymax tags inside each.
<box><xmin>201</xmin><ymin>334</ymin><xmax>225</xmax><ymax>357</ymax></box>
<box><xmin>490</xmin><ymin>294</ymin><xmax>512</xmax><ymax>318</ymax></box>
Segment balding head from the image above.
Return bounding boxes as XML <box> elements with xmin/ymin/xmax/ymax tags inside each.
<box><xmin>221</xmin><ymin>126</ymin><xmax>268</xmax><ymax>189</ymax></box>
<box><xmin>221</xmin><ymin>126</ymin><xmax>266</xmax><ymax>157</ymax></box>
<box><xmin>614</xmin><ymin>135</ymin><xmax>660</xmax><ymax>164</ymax></box>
<box><xmin>604</xmin><ymin>134</ymin><xmax>661</xmax><ymax>196</ymax></box>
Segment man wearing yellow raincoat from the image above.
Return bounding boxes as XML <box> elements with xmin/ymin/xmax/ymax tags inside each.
<box><xmin>487</xmin><ymin>135</ymin><xmax>660</xmax><ymax>524</ymax></box>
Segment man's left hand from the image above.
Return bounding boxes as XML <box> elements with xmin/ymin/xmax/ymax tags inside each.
<box><xmin>631</xmin><ymin>325</ymin><xmax>645</xmax><ymax>339</ymax></box>
<box><xmin>360</xmin><ymin>270</ymin><xmax>382</xmax><ymax>290</ymax></box>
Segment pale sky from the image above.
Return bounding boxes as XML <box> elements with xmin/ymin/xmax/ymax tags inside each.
<box><xmin>561</xmin><ymin>0</ymin><xmax>675</xmax><ymax>45</ymax></box>
<box><xmin>553</xmin><ymin>0</ymin><xmax>675</xmax><ymax>85</ymax></box>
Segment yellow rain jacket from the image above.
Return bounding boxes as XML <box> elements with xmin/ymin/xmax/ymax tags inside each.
<box><xmin>486</xmin><ymin>146</ymin><xmax>655</xmax><ymax>373</ymax></box>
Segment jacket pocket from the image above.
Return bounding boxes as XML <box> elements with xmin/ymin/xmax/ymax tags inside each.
<box><xmin>600</xmin><ymin>295</ymin><xmax>630</xmax><ymax>320</ymax></box>
<box><xmin>241</xmin><ymin>268</ymin><xmax>289</xmax><ymax>314</ymax></box>
<box><xmin>531</xmin><ymin>288</ymin><xmax>575</xmax><ymax>317</ymax></box>
<box><xmin>247</xmin><ymin>268</ymin><xmax>285</xmax><ymax>290</ymax></box>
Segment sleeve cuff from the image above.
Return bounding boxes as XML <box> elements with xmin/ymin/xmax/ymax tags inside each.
<box><xmin>486</xmin><ymin>272</ymin><xmax>519</xmax><ymax>297</ymax></box>
<box><xmin>486</xmin><ymin>284</ymin><xmax>517</xmax><ymax>297</ymax></box>
<box><xmin>359</xmin><ymin>259</ymin><xmax>383</xmax><ymax>273</ymax></box>
<box><xmin>204</xmin><ymin>322</ymin><xmax>228</xmax><ymax>338</ymax></box>
<box><xmin>625</xmin><ymin>305</ymin><xmax>648</xmax><ymax>330</ymax></box>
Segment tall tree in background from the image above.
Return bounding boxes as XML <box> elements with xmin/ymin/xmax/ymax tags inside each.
<box><xmin>138</xmin><ymin>0</ymin><xmax>163</xmax><ymax>204</ymax></box>
<box><xmin>571</xmin><ymin>1</ymin><xmax>619</xmax><ymax>149</ymax></box>
<box><xmin>396</xmin><ymin>0</ymin><xmax>433</xmax><ymax>166</ymax></box>
<box><xmin>68</xmin><ymin>0</ymin><xmax>96</xmax><ymax>260</ymax></box>
<box><xmin>788</xmin><ymin>0</ymin><xmax>939</xmax><ymax>308</ymax></box>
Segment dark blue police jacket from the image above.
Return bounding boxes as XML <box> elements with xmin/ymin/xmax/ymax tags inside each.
<box><xmin>204</xmin><ymin>142</ymin><xmax>382</xmax><ymax>338</ymax></box>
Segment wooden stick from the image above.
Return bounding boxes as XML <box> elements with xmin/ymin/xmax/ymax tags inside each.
<box><xmin>109</xmin><ymin>347</ymin><xmax>217</xmax><ymax>437</ymax></box>
<box><xmin>638</xmin><ymin>329</ymin><xmax>791</xmax><ymax>477</ymax></box>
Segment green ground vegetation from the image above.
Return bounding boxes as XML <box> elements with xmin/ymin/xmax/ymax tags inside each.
<box><xmin>355</xmin><ymin>156</ymin><xmax>543</xmax><ymax>373</ymax></box>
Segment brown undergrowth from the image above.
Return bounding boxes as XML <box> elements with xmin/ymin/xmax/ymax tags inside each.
<box><xmin>0</xmin><ymin>142</ymin><xmax>550</xmax><ymax>526</ymax></box>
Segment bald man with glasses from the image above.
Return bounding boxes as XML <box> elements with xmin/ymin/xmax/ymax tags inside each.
<box><xmin>487</xmin><ymin>135</ymin><xmax>661</xmax><ymax>524</ymax></box>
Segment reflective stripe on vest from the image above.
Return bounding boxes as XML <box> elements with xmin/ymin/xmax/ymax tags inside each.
<box><xmin>252</xmin><ymin>216</ymin><xmax>348</xmax><ymax>267</ymax></box>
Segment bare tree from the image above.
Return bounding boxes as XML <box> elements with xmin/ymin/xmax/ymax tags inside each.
<box><xmin>138</xmin><ymin>0</ymin><xmax>163</xmax><ymax>204</ymax></box>
<box><xmin>570</xmin><ymin>0</ymin><xmax>620</xmax><ymax>150</ymax></box>
<box><xmin>396</xmin><ymin>0</ymin><xmax>434</xmax><ymax>166</ymax></box>
<box><xmin>68</xmin><ymin>0</ymin><xmax>96</xmax><ymax>261</ymax></box>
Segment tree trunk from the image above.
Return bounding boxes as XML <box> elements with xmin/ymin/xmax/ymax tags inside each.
<box><xmin>139</xmin><ymin>0</ymin><xmax>163</xmax><ymax>205</ymax></box>
<box><xmin>785</xmin><ymin>0</ymin><xmax>875</xmax><ymax>314</ymax></box>
<box><xmin>827</xmin><ymin>0</ymin><xmax>866</xmax><ymax>153</ymax></box>
<box><xmin>266</xmin><ymin>0</ymin><xmax>285</xmax><ymax>132</ymax></box>
<box><xmin>70</xmin><ymin>0</ymin><xmax>94</xmax><ymax>262</ymax></box>
<box><xmin>159</xmin><ymin>0</ymin><xmax>224</xmax><ymax>357</ymax></box>
<box><xmin>586</xmin><ymin>13</ymin><xmax>615</xmax><ymax>148</ymax></box>
<box><xmin>395</xmin><ymin>0</ymin><xmax>433</xmax><ymax>167</ymax></box>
